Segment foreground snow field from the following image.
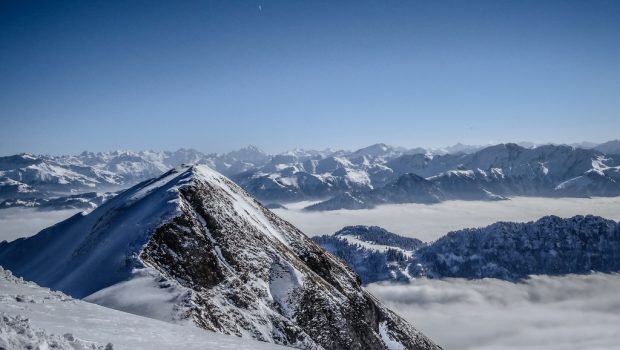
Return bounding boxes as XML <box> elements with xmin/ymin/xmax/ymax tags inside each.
<box><xmin>0</xmin><ymin>268</ymin><xmax>290</xmax><ymax>350</ymax></box>
<box><xmin>274</xmin><ymin>196</ymin><xmax>620</xmax><ymax>241</ymax></box>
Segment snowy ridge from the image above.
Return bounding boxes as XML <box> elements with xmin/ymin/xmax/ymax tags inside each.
<box><xmin>0</xmin><ymin>167</ymin><xmax>189</xmax><ymax>298</ymax></box>
<box><xmin>0</xmin><ymin>165</ymin><xmax>440</xmax><ymax>349</ymax></box>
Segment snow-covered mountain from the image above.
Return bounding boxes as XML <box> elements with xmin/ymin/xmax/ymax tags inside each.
<box><xmin>0</xmin><ymin>165</ymin><xmax>440</xmax><ymax>349</ymax></box>
<box><xmin>307</xmin><ymin>144</ymin><xmax>620</xmax><ymax>210</ymax></box>
<box><xmin>0</xmin><ymin>148</ymin><xmax>272</xmax><ymax>209</ymax></box>
<box><xmin>313</xmin><ymin>226</ymin><xmax>424</xmax><ymax>283</ymax></box>
<box><xmin>2</xmin><ymin>141</ymin><xmax>619</xmax><ymax>211</ymax></box>
<box><xmin>0</xmin><ymin>191</ymin><xmax>116</xmax><ymax>210</ymax></box>
<box><xmin>313</xmin><ymin>215</ymin><xmax>620</xmax><ymax>283</ymax></box>
<box><xmin>0</xmin><ymin>148</ymin><xmax>268</xmax><ymax>195</ymax></box>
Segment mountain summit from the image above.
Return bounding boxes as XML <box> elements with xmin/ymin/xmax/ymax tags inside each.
<box><xmin>0</xmin><ymin>165</ymin><xmax>439</xmax><ymax>349</ymax></box>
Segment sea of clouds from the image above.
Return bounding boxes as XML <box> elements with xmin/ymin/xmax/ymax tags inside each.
<box><xmin>0</xmin><ymin>208</ymin><xmax>81</xmax><ymax>242</ymax></box>
<box><xmin>367</xmin><ymin>273</ymin><xmax>620</xmax><ymax>350</ymax></box>
<box><xmin>275</xmin><ymin>196</ymin><xmax>620</xmax><ymax>240</ymax></box>
<box><xmin>2</xmin><ymin>196</ymin><xmax>620</xmax><ymax>243</ymax></box>
<box><xmin>280</xmin><ymin>197</ymin><xmax>620</xmax><ymax>349</ymax></box>
<box><xmin>1</xmin><ymin>197</ymin><xmax>619</xmax><ymax>349</ymax></box>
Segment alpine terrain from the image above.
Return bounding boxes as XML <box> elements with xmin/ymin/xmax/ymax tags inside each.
<box><xmin>0</xmin><ymin>165</ymin><xmax>440</xmax><ymax>350</ymax></box>
<box><xmin>2</xmin><ymin>141</ymin><xmax>620</xmax><ymax>211</ymax></box>
<box><xmin>314</xmin><ymin>216</ymin><xmax>620</xmax><ymax>284</ymax></box>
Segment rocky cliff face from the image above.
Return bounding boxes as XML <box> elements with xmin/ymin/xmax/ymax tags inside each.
<box><xmin>0</xmin><ymin>165</ymin><xmax>440</xmax><ymax>350</ymax></box>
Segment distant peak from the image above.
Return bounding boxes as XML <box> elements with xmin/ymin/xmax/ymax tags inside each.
<box><xmin>225</xmin><ymin>145</ymin><xmax>268</xmax><ymax>160</ymax></box>
<box><xmin>239</xmin><ymin>145</ymin><xmax>264</xmax><ymax>153</ymax></box>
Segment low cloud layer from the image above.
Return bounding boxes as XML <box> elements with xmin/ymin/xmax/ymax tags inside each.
<box><xmin>275</xmin><ymin>196</ymin><xmax>620</xmax><ymax>240</ymax></box>
<box><xmin>367</xmin><ymin>273</ymin><xmax>620</xmax><ymax>350</ymax></box>
<box><xmin>0</xmin><ymin>208</ymin><xmax>81</xmax><ymax>242</ymax></box>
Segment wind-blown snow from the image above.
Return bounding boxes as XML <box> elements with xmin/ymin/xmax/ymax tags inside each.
<box><xmin>0</xmin><ymin>268</ymin><xmax>290</xmax><ymax>350</ymax></box>
<box><xmin>84</xmin><ymin>268</ymin><xmax>191</xmax><ymax>323</ymax></box>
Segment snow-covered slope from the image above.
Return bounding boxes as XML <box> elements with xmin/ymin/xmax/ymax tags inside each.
<box><xmin>0</xmin><ymin>165</ymin><xmax>440</xmax><ymax>350</ymax></box>
<box><xmin>0</xmin><ymin>267</ymin><xmax>291</xmax><ymax>350</ymax></box>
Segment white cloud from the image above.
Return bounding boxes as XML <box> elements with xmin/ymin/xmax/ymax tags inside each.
<box><xmin>0</xmin><ymin>208</ymin><xmax>81</xmax><ymax>242</ymax></box>
<box><xmin>367</xmin><ymin>274</ymin><xmax>620</xmax><ymax>350</ymax></box>
<box><xmin>274</xmin><ymin>196</ymin><xmax>620</xmax><ymax>240</ymax></box>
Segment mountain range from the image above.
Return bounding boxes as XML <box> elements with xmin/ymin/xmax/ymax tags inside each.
<box><xmin>0</xmin><ymin>165</ymin><xmax>440</xmax><ymax>350</ymax></box>
<box><xmin>1</xmin><ymin>140</ymin><xmax>619</xmax><ymax>211</ymax></box>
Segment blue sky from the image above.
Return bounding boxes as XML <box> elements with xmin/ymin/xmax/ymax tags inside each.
<box><xmin>1</xmin><ymin>0</ymin><xmax>619</xmax><ymax>155</ymax></box>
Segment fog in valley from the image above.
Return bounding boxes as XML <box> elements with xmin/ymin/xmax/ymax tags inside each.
<box><xmin>368</xmin><ymin>273</ymin><xmax>620</xmax><ymax>350</ymax></box>
<box><xmin>0</xmin><ymin>208</ymin><xmax>81</xmax><ymax>242</ymax></box>
<box><xmin>275</xmin><ymin>196</ymin><xmax>620</xmax><ymax>241</ymax></box>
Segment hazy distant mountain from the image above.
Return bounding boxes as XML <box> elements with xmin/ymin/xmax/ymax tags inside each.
<box><xmin>313</xmin><ymin>215</ymin><xmax>620</xmax><ymax>283</ymax></box>
<box><xmin>570</xmin><ymin>141</ymin><xmax>599</xmax><ymax>149</ymax></box>
<box><xmin>0</xmin><ymin>165</ymin><xmax>440</xmax><ymax>350</ymax></box>
<box><xmin>594</xmin><ymin>140</ymin><xmax>620</xmax><ymax>155</ymax></box>
<box><xmin>349</xmin><ymin>143</ymin><xmax>403</xmax><ymax>159</ymax></box>
<box><xmin>437</xmin><ymin>143</ymin><xmax>486</xmax><ymax>154</ymax></box>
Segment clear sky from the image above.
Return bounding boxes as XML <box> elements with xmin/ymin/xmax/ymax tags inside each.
<box><xmin>1</xmin><ymin>0</ymin><xmax>619</xmax><ymax>155</ymax></box>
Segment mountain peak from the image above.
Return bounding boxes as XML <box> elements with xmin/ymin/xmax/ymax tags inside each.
<box><xmin>0</xmin><ymin>165</ymin><xmax>440</xmax><ymax>350</ymax></box>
